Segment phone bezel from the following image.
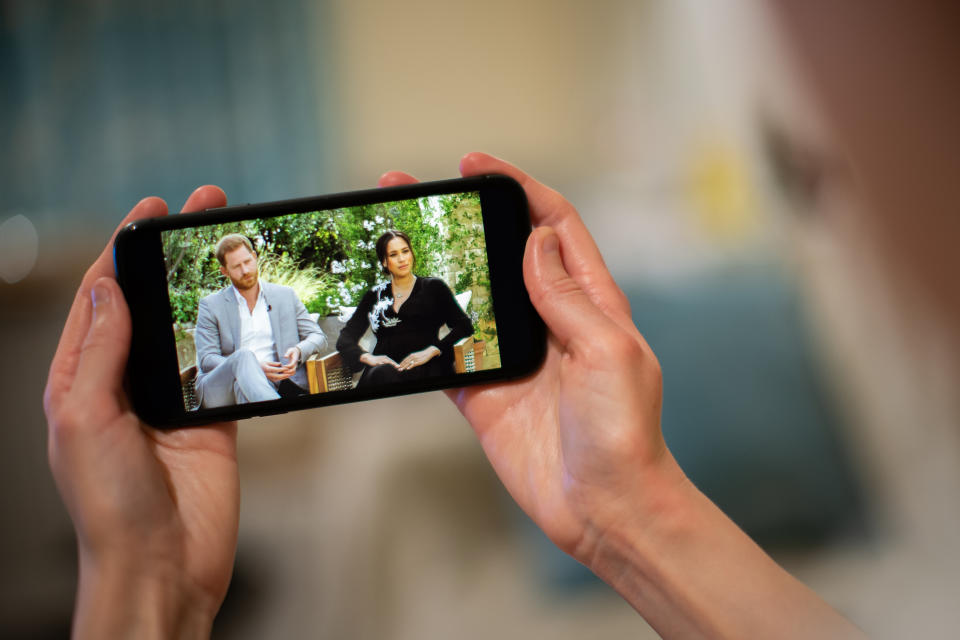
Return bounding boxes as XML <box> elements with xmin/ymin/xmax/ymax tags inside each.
<box><xmin>114</xmin><ymin>174</ymin><xmax>545</xmax><ymax>427</ymax></box>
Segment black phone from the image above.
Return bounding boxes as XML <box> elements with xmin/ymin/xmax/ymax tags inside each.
<box><xmin>114</xmin><ymin>174</ymin><xmax>546</xmax><ymax>428</ymax></box>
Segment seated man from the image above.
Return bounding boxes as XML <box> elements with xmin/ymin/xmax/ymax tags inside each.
<box><xmin>194</xmin><ymin>233</ymin><xmax>326</xmax><ymax>408</ymax></box>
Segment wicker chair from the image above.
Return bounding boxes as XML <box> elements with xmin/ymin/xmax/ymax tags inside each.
<box><xmin>180</xmin><ymin>364</ymin><xmax>199</xmax><ymax>410</ymax></box>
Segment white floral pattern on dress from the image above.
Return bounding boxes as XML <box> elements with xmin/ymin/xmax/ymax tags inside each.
<box><xmin>368</xmin><ymin>282</ymin><xmax>400</xmax><ymax>333</ymax></box>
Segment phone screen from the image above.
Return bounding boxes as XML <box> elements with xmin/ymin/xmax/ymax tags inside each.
<box><xmin>161</xmin><ymin>190</ymin><xmax>500</xmax><ymax>412</ymax></box>
<box><xmin>118</xmin><ymin>175</ymin><xmax>543</xmax><ymax>427</ymax></box>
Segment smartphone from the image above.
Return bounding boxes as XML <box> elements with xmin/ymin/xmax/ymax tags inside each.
<box><xmin>114</xmin><ymin>174</ymin><xmax>545</xmax><ymax>427</ymax></box>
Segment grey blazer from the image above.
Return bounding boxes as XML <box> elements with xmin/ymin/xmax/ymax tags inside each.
<box><xmin>193</xmin><ymin>282</ymin><xmax>326</xmax><ymax>404</ymax></box>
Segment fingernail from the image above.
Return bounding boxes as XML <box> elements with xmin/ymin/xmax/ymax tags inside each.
<box><xmin>542</xmin><ymin>230</ymin><xmax>559</xmax><ymax>254</ymax></box>
<box><xmin>91</xmin><ymin>281</ymin><xmax>111</xmax><ymax>309</ymax></box>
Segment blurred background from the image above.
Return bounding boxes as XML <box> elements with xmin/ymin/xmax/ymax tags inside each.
<box><xmin>2</xmin><ymin>0</ymin><xmax>959</xmax><ymax>638</ymax></box>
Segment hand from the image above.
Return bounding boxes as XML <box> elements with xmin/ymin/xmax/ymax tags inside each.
<box><xmin>261</xmin><ymin>347</ymin><xmax>299</xmax><ymax>381</ymax></box>
<box><xmin>398</xmin><ymin>346</ymin><xmax>441</xmax><ymax>371</ymax></box>
<box><xmin>380</xmin><ymin>153</ymin><xmax>665</xmax><ymax>563</ymax></box>
<box><xmin>283</xmin><ymin>346</ymin><xmax>301</xmax><ymax>369</ymax></box>
<box><xmin>44</xmin><ymin>187</ymin><xmax>240</xmax><ymax>639</ymax></box>
<box><xmin>261</xmin><ymin>362</ymin><xmax>292</xmax><ymax>381</ymax></box>
<box><xmin>359</xmin><ymin>353</ymin><xmax>402</xmax><ymax>369</ymax></box>
<box><xmin>378</xmin><ymin>153</ymin><xmax>862</xmax><ymax>639</ymax></box>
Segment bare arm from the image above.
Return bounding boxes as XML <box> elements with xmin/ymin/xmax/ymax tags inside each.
<box><xmin>379</xmin><ymin>152</ymin><xmax>864</xmax><ymax>639</ymax></box>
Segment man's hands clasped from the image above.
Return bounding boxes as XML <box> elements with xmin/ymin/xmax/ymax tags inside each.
<box><xmin>262</xmin><ymin>346</ymin><xmax>300</xmax><ymax>382</ymax></box>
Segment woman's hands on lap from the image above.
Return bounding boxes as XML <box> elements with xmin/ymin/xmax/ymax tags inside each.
<box><xmin>44</xmin><ymin>187</ymin><xmax>240</xmax><ymax>639</ymax></box>
<box><xmin>398</xmin><ymin>346</ymin><xmax>441</xmax><ymax>371</ymax></box>
<box><xmin>360</xmin><ymin>353</ymin><xmax>402</xmax><ymax>369</ymax></box>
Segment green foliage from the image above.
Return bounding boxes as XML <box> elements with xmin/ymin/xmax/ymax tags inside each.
<box><xmin>257</xmin><ymin>252</ymin><xmax>335</xmax><ymax>313</ymax></box>
<box><xmin>162</xmin><ymin>193</ymin><xmax>499</xmax><ymax>345</ymax></box>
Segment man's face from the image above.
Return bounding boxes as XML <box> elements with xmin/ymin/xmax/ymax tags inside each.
<box><xmin>220</xmin><ymin>245</ymin><xmax>259</xmax><ymax>291</ymax></box>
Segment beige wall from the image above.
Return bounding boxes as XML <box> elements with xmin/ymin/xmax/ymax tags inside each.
<box><xmin>320</xmin><ymin>0</ymin><xmax>625</xmax><ymax>186</ymax></box>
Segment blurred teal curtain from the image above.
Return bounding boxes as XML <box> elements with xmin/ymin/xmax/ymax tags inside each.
<box><xmin>0</xmin><ymin>0</ymin><xmax>330</xmax><ymax>235</ymax></box>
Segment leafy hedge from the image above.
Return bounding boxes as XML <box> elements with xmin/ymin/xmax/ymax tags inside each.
<box><xmin>163</xmin><ymin>192</ymin><xmax>497</xmax><ymax>342</ymax></box>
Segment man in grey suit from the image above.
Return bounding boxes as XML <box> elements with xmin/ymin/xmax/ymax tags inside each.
<box><xmin>194</xmin><ymin>233</ymin><xmax>327</xmax><ymax>408</ymax></box>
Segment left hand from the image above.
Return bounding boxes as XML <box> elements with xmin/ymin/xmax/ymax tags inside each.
<box><xmin>283</xmin><ymin>346</ymin><xmax>301</xmax><ymax>372</ymax></box>
<box><xmin>398</xmin><ymin>346</ymin><xmax>441</xmax><ymax>371</ymax></box>
<box><xmin>44</xmin><ymin>186</ymin><xmax>240</xmax><ymax>638</ymax></box>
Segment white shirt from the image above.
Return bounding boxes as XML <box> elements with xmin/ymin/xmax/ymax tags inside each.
<box><xmin>234</xmin><ymin>284</ymin><xmax>279</xmax><ymax>364</ymax></box>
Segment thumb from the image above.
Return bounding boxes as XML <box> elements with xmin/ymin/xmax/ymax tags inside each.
<box><xmin>72</xmin><ymin>278</ymin><xmax>132</xmax><ymax>404</ymax></box>
<box><xmin>523</xmin><ymin>227</ymin><xmax>618</xmax><ymax>353</ymax></box>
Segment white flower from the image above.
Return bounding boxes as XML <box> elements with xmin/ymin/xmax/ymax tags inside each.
<box><xmin>375</xmin><ymin>215</ymin><xmax>384</xmax><ymax>224</ymax></box>
<box><xmin>330</xmin><ymin>260</ymin><xmax>345</xmax><ymax>274</ymax></box>
<box><xmin>361</xmin><ymin>261</ymin><xmax>371</xmax><ymax>269</ymax></box>
<box><xmin>362</xmin><ymin>220</ymin><xmax>375</xmax><ymax>231</ymax></box>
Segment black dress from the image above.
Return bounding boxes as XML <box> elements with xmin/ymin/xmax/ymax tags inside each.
<box><xmin>336</xmin><ymin>277</ymin><xmax>474</xmax><ymax>386</ymax></box>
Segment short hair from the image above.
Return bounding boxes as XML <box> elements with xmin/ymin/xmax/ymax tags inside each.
<box><xmin>215</xmin><ymin>234</ymin><xmax>256</xmax><ymax>266</ymax></box>
<box><xmin>375</xmin><ymin>230</ymin><xmax>415</xmax><ymax>273</ymax></box>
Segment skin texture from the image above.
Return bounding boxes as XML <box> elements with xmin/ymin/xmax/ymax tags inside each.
<box><xmin>44</xmin><ymin>187</ymin><xmax>240</xmax><ymax>639</ymax></box>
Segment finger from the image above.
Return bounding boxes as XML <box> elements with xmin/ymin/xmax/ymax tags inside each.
<box><xmin>45</xmin><ymin>196</ymin><xmax>169</xmax><ymax>415</ymax></box>
<box><xmin>180</xmin><ymin>185</ymin><xmax>227</xmax><ymax>214</ymax></box>
<box><xmin>88</xmin><ymin>196</ymin><xmax>170</xmax><ymax>285</ymax></box>
<box><xmin>523</xmin><ymin>227</ymin><xmax>625</xmax><ymax>355</ymax></box>
<box><xmin>69</xmin><ymin>278</ymin><xmax>132</xmax><ymax>422</ymax></box>
<box><xmin>459</xmin><ymin>151</ymin><xmax>631</xmax><ymax>321</ymax></box>
<box><xmin>378</xmin><ymin>171</ymin><xmax>419</xmax><ymax>188</ymax></box>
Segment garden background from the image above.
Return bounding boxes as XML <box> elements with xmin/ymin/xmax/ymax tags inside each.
<box><xmin>162</xmin><ymin>192</ymin><xmax>499</xmax><ymax>371</ymax></box>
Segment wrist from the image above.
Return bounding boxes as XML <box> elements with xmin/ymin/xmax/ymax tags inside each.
<box><xmin>576</xmin><ymin>454</ymin><xmax>714</xmax><ymax>634</ymax></box>
<box><xmin>579</xmin><ymin>451</ymin><xmax>861</xmax><ymax>639</ymax></box>
<box><xmin>576</xmin><ymin>449</ymin><xmax>692</xmax><ymax>576</ymax></box>
<box><xmin>74</xmin><ymin>552</ymin><xmax>217</xmax><ymax>640</ymax></box>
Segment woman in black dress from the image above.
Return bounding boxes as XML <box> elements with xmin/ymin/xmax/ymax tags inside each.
<box><xmin>336</xmin><ymin>230</ymin><xmax>474</xmax><ymax>387</ymax></box>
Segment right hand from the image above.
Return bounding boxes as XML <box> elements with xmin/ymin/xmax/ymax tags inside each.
<box><xmin>379</xmin><ymin>155</ymin><xmax>864</xmax><ymax>639</ymax></box>
<box><xmin>379</xmin><ymin>153</ymin><xmax>675</xmax><ymax>563</ymax></box>
<box><xmin>359</xmin><ymin>353</ymin><xmax>402</xmax><ymax>369</ymax></box>
<box><xmin>261</xmin><ymin>360</ymin><xmax>295</xmax><ymax>381</ymax></box>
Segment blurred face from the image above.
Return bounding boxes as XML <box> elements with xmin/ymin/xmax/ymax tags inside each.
<box><xmin>220</xmin><ymin>245</ymin><xmax>259</xmax><ymax>291</ymax></box>
<box><xmin>383</xmin><ymin>236</ymin><xmax>413</xmax><ymax>278</ymax></box>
